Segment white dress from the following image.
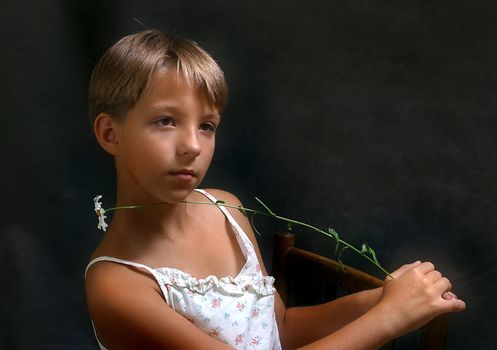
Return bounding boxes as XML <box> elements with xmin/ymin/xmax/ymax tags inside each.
<box><xmin>85</xmin><ymin>189</ymin><xmax>282</xmax><ymax>350</ymax></box>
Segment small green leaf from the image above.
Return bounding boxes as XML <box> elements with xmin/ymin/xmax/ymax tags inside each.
<box><xmin>237</xmin><ymin>205</ymin><xmax>248</xmax><ymax>217</ymax></box>
<box><xmin>360</xmin><ymin>243</ymin><xmax>380</xmax><ymax>265</ymax></box>
<box><xmin>215</xmin><ymin>200</ymin><xmax>226</xmax><ymax>205</ymax></box>
<box><xmin>361</xmin><ymin>243</ymin><xmax>368</xmax><ymax>254</ymax></box>
<box><xmin>328</xmin><ymin>228</ymin><xmax>340</xmax><ymax>243</ymax></box>
<box><xmin>369</xmin><ymin>246</ymin><xmax>379</xmax><ymax>265</ymax></box>
<box><xmin>286</xmin><ymin>222</ymin><xmax>293</xmax><ymax>231</ymax></box>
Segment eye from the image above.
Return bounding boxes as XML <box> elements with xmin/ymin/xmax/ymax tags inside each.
<box><xmin>200</xmin><ymin>122</ymin><xmax>217</xmax><ymax>133</ymax></box>
<box><xmin>154</xmin><ymin>116</ymin><xmax>175</xmax><ymax>127</ymax></box>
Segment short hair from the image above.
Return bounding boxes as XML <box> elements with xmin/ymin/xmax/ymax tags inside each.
<box><xmin>88</xmin><ymin>30</ymin><xmax>228</xmax><ymax>123</ymax></box>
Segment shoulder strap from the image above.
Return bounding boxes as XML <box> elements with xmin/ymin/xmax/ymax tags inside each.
<box><xmin>194</xmin><ymin>189</ymin><xmax>248</xmax><ymax>238</ymax></box>
<box><xmin>194</xmin><ymin>190</ymin><xmax>269</xmax><ymax>280</ymax></box>
<box><xmin>85</xmin><ymin>257</ymin><xmax>169</xmax><ymax>349</ymax></box>
<box><xmin>85</xmin><ymin>256</ymin><xmax>171</xmax><ymax>305</ymax></box>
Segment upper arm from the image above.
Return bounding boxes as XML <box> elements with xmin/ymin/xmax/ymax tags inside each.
<box><xmin>85</xmin><ymin>262</ymin><xmax>232</xmax><ymax>350</ymax></box>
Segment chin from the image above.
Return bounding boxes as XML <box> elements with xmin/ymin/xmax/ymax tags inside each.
<box><xmin>160</xmin><ymin>187</ymin><xmax>197</xmax><ymax>204</ymax></box>
<box><xmin>148</xmin><ymin>177</ymin><xmax>205</xmax><ymax>203</ymax></box>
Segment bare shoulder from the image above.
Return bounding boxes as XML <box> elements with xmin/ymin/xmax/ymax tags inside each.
<box><xmin>187</xmin><ymin>188</ymin><xmax>243</xmax><ymax>226</ymax></box>
<box><xmin>85</xmin><ymin>261</ymin><xmax>231</xmax><ymax>350</ymax></box>
<box><xmin>201</xmin><ymin>188</ymin><xmax>268</xmax><ymax>268</ymax></box>
<box><xmin>201</xmin><ymin>188</ymin><xmax>243</xmax><ymax>205</ymax></box>
<box><xmin>85</xmin><ymin>260</ymin><xmax>159</xmax><ymax>301</ymax></box>
<box><xmin>201</xmin><ymin>188</ymin><xmax>248</xmax><ymax>226</ymax></box>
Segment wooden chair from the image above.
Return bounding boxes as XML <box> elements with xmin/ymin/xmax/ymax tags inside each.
<box><xmin>271</xmin><ymin>231</ymin><xmax>449</xmax><ymax>350</ymax></box>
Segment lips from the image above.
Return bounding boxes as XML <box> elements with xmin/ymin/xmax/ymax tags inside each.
<box><xmin>171</xmin><ymin>169</ymin><xmax>195</xmax><ymax>176</ymax></box>
<box><xmin>169</xmin><ymin>169</ymin><xmax>196</xmax><ymax>180</ymax></box>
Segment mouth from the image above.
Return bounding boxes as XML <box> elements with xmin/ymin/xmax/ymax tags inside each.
<box><xmin>169</xmin><ymin>169</ymin><xmax>197</xmax><ymax>180</ymax></box>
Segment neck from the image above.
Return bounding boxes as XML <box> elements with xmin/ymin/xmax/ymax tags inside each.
<box><xmin>107</xmin><ymin>188</ymin><xmax>197</xmax><ymax>243</ymax></box>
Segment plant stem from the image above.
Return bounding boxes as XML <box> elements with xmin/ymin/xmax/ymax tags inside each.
<box><xmin>105</xmin><ymin>202</ymin><xmax>166</xmax><ymax>212</ymax></box>
<box><xmin>103</xmin><ymin>199</ymin><xmax>392</xmax><ymax>278</ymax></box>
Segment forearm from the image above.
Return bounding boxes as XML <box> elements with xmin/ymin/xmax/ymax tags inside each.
<box><xmin>279</xmin><ymin>261</ymin><xmax>466</xmax><ymax>350</ymax></box>
<box><xmin>280</xmin><ymin>287</ymin><xmax>382</xmax><ymax>349</ymax></box>
<box><xmin>296</xmin><ymin>304</ymin><xmax>395</xmax><ymax>350</ymax></box>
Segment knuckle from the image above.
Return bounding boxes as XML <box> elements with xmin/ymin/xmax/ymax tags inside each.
<box><xmin>412</xmin><ymin>268</ymin><xmax>424</xmax><ymax>278</ymax></box>
<box><xmin>444</xmin><ymin>278</ymin><xmax>453</xmax><ymax>290</ymax></box>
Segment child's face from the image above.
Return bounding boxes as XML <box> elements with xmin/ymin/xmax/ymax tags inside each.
<box><xmin>113</xmin><ymin>71</ymin><xmax>220</xmax><ymax>203</ymax></box>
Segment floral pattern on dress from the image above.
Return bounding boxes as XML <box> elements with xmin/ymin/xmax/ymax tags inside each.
<box><xmin>251</xmin><ymin>336</ymin><xmax>262</xmax><ymax>346</ymax></box>
<box><xmin>210</xmin><ymin>327</ymin><xmax>222</xmax><ymax>337</ymax></box>
<box><xmin>211</xmin><ymin>297</ymin><xmax>222</xmax><ymax>308</ymax></box>
<box><xmin>236</xmin><ymin>301</ymin><xmax>247</xmax><ymax>311</ymax></box>
<box><xmin>87</xmin><ymin>189</ymin><xmax>282</xmax><ymax>350</ymax></box>
<box><xmin>235</xmin><ymin>334</ymin><xmax>245</xmax><ymax>345</ymax></box>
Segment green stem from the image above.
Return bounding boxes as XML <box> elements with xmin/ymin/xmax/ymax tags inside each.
<box><xmin>272</xmin><ymin>214</ymin><xmax>392</xmax><ymax>278</ymax></box>
<box><xmin>105</xmin><ymin>202</ymin><xmax>166</xmax><ymax>212</ymax></box>
<box><xmin>103</xmin><ymin>199</ymin><xmax>392</xmax><ymax>278</ymax></box>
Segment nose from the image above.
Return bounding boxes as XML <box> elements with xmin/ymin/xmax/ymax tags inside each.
<box><xmin>177</xmin><ymin>128</ymin><xmax>201</xmax><ymax>158</ymax></box>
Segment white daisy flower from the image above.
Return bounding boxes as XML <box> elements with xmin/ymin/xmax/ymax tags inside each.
<box><xmin>93</xmin><ymin>195</ymin><xmax>108</xmax><ymax>231</ymax></box>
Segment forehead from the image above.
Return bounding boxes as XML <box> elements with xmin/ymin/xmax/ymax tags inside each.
<box><xmin>134</xmin><ymin>71</ymin><xmax>219</xmax><ymax>115</ymax></box>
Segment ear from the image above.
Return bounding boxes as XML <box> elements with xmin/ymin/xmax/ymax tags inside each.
<box><xmin>93</xmin><ymin>113</ymin><xmax>121</xmax><ymax>156</ymax></box>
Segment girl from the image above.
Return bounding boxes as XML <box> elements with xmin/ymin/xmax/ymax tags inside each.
<box><xmin>85</xmin><ymin>30</ymin><xmax>465</xmax><ymax>350</ymax></box>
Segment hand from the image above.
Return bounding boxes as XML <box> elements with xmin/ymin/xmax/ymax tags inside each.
<box><xmin>387</xmin><ymin>261</ymin><xmax>461</xmax><ymax>301</ymax></box>
<box><xmin>377</xmin><ymin>261</ymin><xmax>466</xmax><ymax>338</ymax></box>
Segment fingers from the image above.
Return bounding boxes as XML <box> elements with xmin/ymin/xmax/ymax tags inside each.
<box><xmin>449</xmin><ymin>298</ymin><xmax>466</xmax><ymax>312</ymax></box>
<box><xmin>426</xmin><ymin>270</ymin><xmax>442</xmax><ymax>283</ymax></box>
<box><xmin>392</xmin><ymin>261</ymin><xmax>460</xmax><ymax>299</ymax></box>
<box><xmin>390</xmin><ymin>261</ymin><xmax>434</xmax><ymax>279</ymax></box>
<box><xmin>442</xmin><ymin>291</ymin><xmax>457</xmax><ymax>300</ymax></box>
<box><xmin>440</xmin><ymin>293</ymin><xmax>466</xmax><ymax>313</ymax></box>
<box><xmin>391</xmin><ymin>261</ymin><xmax>462</xmax><ymax>299</ymax></box>
<box><xmin>389</xmin><ymin>260</ymin><xmax>421</xmax><ymax>280</ymax></box>
<box><xmin>386</xmin><ymin>260</ymin><xmax>466</xmax><ymax>325</ymax></box>
<box><xmin>416</xmin><ymin>261</ymin><xmax>435</xmax><ymax>274</ymax></box>
<box><xmin>433</xmin><ymin>277</ymin><xmax>455</xmax><ymax>295</ymax></box>
<box><xmin>424</xmin><ymin>268</ymin><xmax>466</xmax><ymax>315</ymax></box>
<box><xmin>419</xmin><ymin>264</ymin><xmax>454</xmax><ymax>297</ymax></box>
<box><xmin>423</xmin><ymin>267</ymin><xmax>466</xmax><ymax>313</ymax></box>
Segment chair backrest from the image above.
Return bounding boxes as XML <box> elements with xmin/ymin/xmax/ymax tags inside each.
<box><xmin>271</xmin><ymin>231</ymin><xmax>449</xmax><ymax>350</ymax></box>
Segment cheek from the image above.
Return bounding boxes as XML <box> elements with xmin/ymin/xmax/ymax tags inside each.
<box><xmin>197</xmin><ymin>141</ymin><xmax>215</xmax><ymax>174</ymax></box>
<box><xmin>204</xmin><ymin>140</ymin><xmax>216</xmax><ymax>161</ymax></box>
<box><xmin>122</xmin><ymin>137</ymin><xmax>171</xmax><ymax>169</ymax></box>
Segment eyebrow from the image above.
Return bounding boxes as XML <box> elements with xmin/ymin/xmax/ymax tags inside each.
<box><xmin>147</xmin><ymin>103</ymin><xmax>181</xmax><ymax>114</ymax></box>
<box><xmin>147</xmin><ymin>103</ymin><xmax>221</xmax><ymax>120</ymax></box>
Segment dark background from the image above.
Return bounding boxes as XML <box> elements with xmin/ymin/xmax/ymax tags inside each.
<box><xmin>1</xmin><ymin>0</ymin><xmax>496</xmax><ymax>349</ymax></box>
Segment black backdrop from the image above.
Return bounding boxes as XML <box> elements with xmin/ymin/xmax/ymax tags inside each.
<box><xmin>1</xmin><ymin>1</ymin><xmax>496</xmax><ymax>349</ymax></box>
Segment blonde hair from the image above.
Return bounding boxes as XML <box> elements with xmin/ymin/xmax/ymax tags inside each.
<box><xmin>88</xmin><ymin>30</ymin><xmax>228</xmax><ymax>123</ymax></box>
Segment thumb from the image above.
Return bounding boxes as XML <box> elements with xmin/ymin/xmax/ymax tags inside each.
<box><xmin>444</xmin><ymin>297</ymin><xmax>466</xmax><ymax>313</ymax></box>
<box><xmin>441</xmin><ymin>291</ymin><xmax>466</xmax><ymax>312</ymax></box>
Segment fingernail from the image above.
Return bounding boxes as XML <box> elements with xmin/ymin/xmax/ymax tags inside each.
<box><xmin>443</xmin><ymin>291</ymin><xmax>458</xmax><ymax>300</ymax></box>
